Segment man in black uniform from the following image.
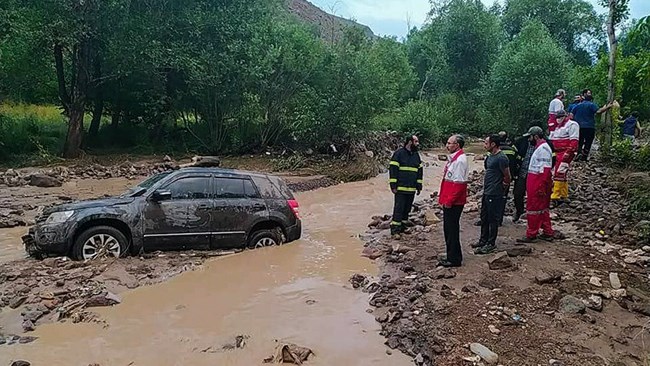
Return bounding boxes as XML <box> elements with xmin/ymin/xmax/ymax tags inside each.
<box><xmin>389</xmin><ymin>135</ymin><xmax>423</xmax><ymax>237</ymax></box>
<box><xmin>498</xmin><ymin>131</ymin><xmax>521</xmax><ymax>225</ymax></box>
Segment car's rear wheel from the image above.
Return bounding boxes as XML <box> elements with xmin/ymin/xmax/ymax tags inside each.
<box><xmin>247</xmin><ymin>229</ymin><xmax>282</xmax><ymax>249</ymax></box>
<box><xmin>72</xmin><ymin>226</ymin><xmax>128</xmax><ymax>261</ymax></box>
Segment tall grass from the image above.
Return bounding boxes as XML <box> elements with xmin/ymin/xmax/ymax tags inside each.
<box><xmin>0</xmin><ymin>103</ymin><xmax>67</xmax><ymax>165</ymax></box>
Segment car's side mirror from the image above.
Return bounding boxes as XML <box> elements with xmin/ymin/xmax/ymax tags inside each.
<box><xmin>152</xmin><ymin>190</ymin><xmax>172</xmax><ymax>202</ymax></box>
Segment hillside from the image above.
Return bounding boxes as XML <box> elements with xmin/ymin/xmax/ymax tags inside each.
<box><xmin>287</xmin><ymin>0</ymin><xmax>376</xmax><ymax>41</ymax></box>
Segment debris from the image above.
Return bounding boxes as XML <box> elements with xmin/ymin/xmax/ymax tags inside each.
<box><xmin>29</xmin><ymin>174</ymin><xmax>62</xmax><ymax>188</ymax></box>
<box><xmin>11</xmin><ymin>361</ymin><xmax>31</xmax><ymax>366</ymax></box>
<box><xmin>361</xmin><ymin>247</ymin><xmax>384</xmax><ymax>260</ymax></box>
<box><xmin>85</xmin><ymin>292</ymin><xmax>121</xmax><ymax>308</ymax></box>
<box><xmin>424</xmin><ymin>210</ymin><xmax>441</xmax><ymax>226</ymax></box>
<box><xmin>549</xmin><ymin>359</ymin><xmax>564</xmax><ymax>366</ymax></box>
<box><xmin>9</xmin><ymin>296</ymin><xmax>27</xmax><ymax>309</ymax></box>
<box><xmin>535</xmin><ymin>272</ymin><xmax>561</xmax><ymax>285</ymax></box>
<box><xmin>608</xmin><ymin>272</ymin><xmax>621</xmax><ymax>290</ymax></box>
<box><xmin>488</xmin><ymin>252</ymin><xmax>513</xmax><ymax>270</ymax></box>
<box><xmin>488</xmin><ymin>325</ymin><xmax>500</xmax><ymax>335</ymax></box>
<box><xmin>584</xmin><ymin>295</ymin><xmax>603</xmax><ymax>312</ymax></box>
<box><xmin>349</xmin><ymin>274</ymin><xmax>368</xmax><ymax>289</ymax></box>
<box><xmin>263</xmin><ymin>343</ymin><xmax>314</xmax><ymax>364</ymax></box>
<box><xmin>559</xmin><ymin>295</ymin><xmax>586</xmax><ymax>314</ymax></box>
<box><xmin>589</xmin><ymin>276</ymin><xmax>603</xmax><ymax>287</ymax></box>
<box><xmin>221</xmin><ymin>335</ymin><xmax>249</xmax><ymax>351</ymax></box>
<box><xmin>22</xmin><ymin>319</ymin><xmax>35</xmax><ymax>332</ymax></box>
<box><xmin>469</xmin><ymin>343</ymin><xmax>499</xmax><ymax>365</ymax></box>
<box><xmin>506</xmin><ymin>246</ymin><xmax>532</xmax><ymax>257</ymax></box>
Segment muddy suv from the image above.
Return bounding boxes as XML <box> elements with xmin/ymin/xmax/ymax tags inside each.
<box><xmin>23</xmin><ymin>168</ymin><xmax>302</xmax><ymax>260</ymax></box>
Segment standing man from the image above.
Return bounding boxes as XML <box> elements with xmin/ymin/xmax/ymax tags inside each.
<box><xmin>518</xmin><ymin>127</ymin><xmax>554</xmax><ymax>243</ymax></box>
<box><xmin>512</xmin><ymin>134</ymin><xmax>535</xmax><ymax>223</ymax></box>
<box><xmin>550</xmin><ymin>110</ymin><xmax>579</xmax><ymax>204</ymax></box>
<box><xmin>548</xmin><ymin>89</ymin><xmax>566</xmax><ymax>133</ymax></box>
<box><xmin>572</xmin><ymin>90</ymin><xmax>613</xmax><ymax>161</ymax></box>
<box><xmin>474</xmin><ymin>135</ymin><xmax>511</xmax><ymax>255</ymax></box>
<box><xmin>567</xmin><ymin>95</ymin><xmax>583</xmax><ymax>117</ymax></box>
<box><xmin>389</xmin><ymin>135</ymin><xmax>423</xmax><ymax>238</ymax></box>
<box><xmin>498</xmin><ymin>131</ymin><xmax>520</xmax><ymax>225</ymax></box>
<box><xmin>438</xmin><ymin>135</ymin><xmax>469</xmax><ymax>268</ymax></box>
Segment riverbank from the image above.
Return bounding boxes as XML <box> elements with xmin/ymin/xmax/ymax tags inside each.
<box><xmin>356</xmin><ymin>157</ymin><xmax>650</xmax><ymax>365</ymax></box>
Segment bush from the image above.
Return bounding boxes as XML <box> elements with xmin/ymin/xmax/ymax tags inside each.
<box><xmin>601</xmin><ymin>138</ymin><xmax>650</xmax><ymax>171</ymax></box>
<box><xmin>0</xmin><ymin>103</ymin><xmax>67</xmax><ymax>164</ymax></box>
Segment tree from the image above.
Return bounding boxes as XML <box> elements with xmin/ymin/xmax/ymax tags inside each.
<box><xmin>502</xmin><ymin>0</ymin><xmax>603</xmax><ymax>65</ymax></box>
<box><xmin>600</xmin><ymin>0</ymin><xmax>629</xmax><ymax>147</ymax></box>
<box><xmin>479</xmin><ymin>20</ymin><xmax>571</xmax><ymax>133</ymax></box>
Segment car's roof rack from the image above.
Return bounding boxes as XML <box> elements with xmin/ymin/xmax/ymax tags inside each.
<box><xmin>179</xmin><ymin>156</ymin><xmax>221</xmax><ymax>168</ymax></box>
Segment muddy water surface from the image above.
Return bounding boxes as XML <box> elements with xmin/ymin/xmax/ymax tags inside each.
<box><xmin>2</xmin><ymin>151</ymin><xmax>465</xmax><ymax>366</ymax></box>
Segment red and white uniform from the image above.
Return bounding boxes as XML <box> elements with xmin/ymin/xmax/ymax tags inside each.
<box><xmin>549</xmin><ymin>118</ymin><xmax>579</xmax><ymax>181</ymax></box>
<box><xmin>526</xmin><ymin>140</ymin><xmax>554</xmax><ymax>238</ymax></box>
<box><xmin>439</xmin><ymin>150</ymin><xmax>468</xmax><ymax>207</ymax></box>
<box><xmin>547</xmin><ymin>97</ymin><xmax>564</xmax><ymax>132</ymax></box>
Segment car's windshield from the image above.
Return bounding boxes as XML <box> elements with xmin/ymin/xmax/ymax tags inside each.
<box><xmin>122</xmin><ymin>171</ymin><xmax>172</xmax><ymax>196</ymax></box>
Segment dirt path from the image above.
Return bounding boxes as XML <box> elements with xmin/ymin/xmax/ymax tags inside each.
<box><xmin>357</xmin><ymin>158</ymin><xmax>650</xmax><ymax>366</ymax></box>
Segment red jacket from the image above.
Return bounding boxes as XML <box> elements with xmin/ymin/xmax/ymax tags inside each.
<box><xmin>439</xmin><ymin>150</ymin><xmax>469</xmax><ymax>207</ymax></box>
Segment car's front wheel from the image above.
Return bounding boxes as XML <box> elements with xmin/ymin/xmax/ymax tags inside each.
<box><xmin>247</xmin><ymin>229</ymin><xmax>282</xmax><ymax>249</ymax></box>
<box><xmin>72</xmin><ymin>226</ymin><xmax>128</xmax><ymax>261</ymax></box>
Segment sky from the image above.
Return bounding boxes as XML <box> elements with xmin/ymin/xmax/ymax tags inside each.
<box><xmin>310</xmin><ymin>0</ymin><xmax>650</xmax><ymax>39</ymax></box>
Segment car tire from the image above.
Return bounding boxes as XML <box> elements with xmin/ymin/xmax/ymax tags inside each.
<box><xmin>247</xmin><ymin>229</ymin><xmax>282</xmax><ymax>249</ymax></box>
<box><xmin>72</xmin><ymin>226</ymin><xmax>128</xmax><ymax>261</ymax></box>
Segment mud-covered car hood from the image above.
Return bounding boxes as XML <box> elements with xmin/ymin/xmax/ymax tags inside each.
<box><xmin>43</xmin><ymin>197</ymin><xmax>136</xmax><ymax>215</ymax></box>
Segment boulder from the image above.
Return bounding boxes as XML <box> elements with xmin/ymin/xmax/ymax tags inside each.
<box><xmin>29</xmin><ymin>174</ymin><xmax>62</xmax><ymax>188</ymax></box>
<box><xmin>536</xmin><ymin>272</ymin><xmax>561</xmax><ymax>285</ymax></box>
<box><xmin>584</xmin><ymin>295</ymin><xmax>603</xmax><ymax>312</ymax></box>
<box><xmin>559</xmin><ymin>295</ymin><xmax>586</xmax><ymax>314</ymax></box>
<box><xmin>85</xmin><ymin>292</ymin><xmax>121</xmax><ymax>308</ymax></box>
<box><xmin>488</xmin><ymin>252</ymin><xmax>513</xmax><ymax>270</ymax></box>
<box><xmin>506</xmin><ymin>246</ymin><xmax>532</xmax><ymax>257</ymax></box>
<box><xmin>470</xmin><ymin>343</ymin><xmax>499</xmax><ymax>365</ymax></box>
<box><xmin>424</xmin><ymin>210</ymin><xmax>441</xmax><ymax>226</ymax></box>
<box><xmin>609</xmin><ymin>273</ymin><xmax>622</xmax><ymax>290</ymax></box>
<box><xmin>589</xmin><ymin>276</ymin><xmax>603</xmax><ymax>287</ymax></box>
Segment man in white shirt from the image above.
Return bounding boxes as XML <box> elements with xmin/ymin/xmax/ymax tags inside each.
<box><xmin>547</xmin><ymin>89</ymin><xmax>566</xmax><ymax>133</ymax></box>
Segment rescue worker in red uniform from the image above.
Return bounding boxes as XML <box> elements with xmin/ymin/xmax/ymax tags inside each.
<box><xmin>437</xmin><ymin>134</ymin><xmax>469</xmax><ymax>268</ymax></box>
<box><xmin>548</xmin><ymin>89</ymin><xmax>566</xmax><ymax>133</ymax></box>
<box><xmin>389</xmin><ymin>136</ymin><xmax>423</xmax><ymax>237</ymax></box>
<box><xmin>549</xmin><ymin>110</ymin><xmax>579</xmax><ymax>204</ymax></box>
<box><xmin>518</xmin><ymin>126</ymin><xmax>555</xmax><ymax>243</ymax></box>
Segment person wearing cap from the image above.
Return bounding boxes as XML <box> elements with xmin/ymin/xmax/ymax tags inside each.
<box><xmin>548</xmin><ymin>89</ymin><xmax>566</xmax><ymax>133</ymax></box>
<box><xmin>549</xmin><ymin>110</ymin><xmax>579</xmax><ymax>204</ymax></box>
<box><xmin>518</xmin><ymin>126</ymin><xmax>555</xmax><ymax>243</ymax></box>
<box><xmin>567</xmin><ymin>95</ymin><xmax>583</xmax><ymax>117</ymax></box>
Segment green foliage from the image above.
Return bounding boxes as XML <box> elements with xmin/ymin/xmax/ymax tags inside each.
<box><xmin>601</xmin><ymin>139</ymin><xmax>650</xmax><ymax>171</ymax></box>
<box><xmin>479</xmin><ymin>20</ymin><xmax>572</xmax><ymax>133</ymax></box>
<box><xmin>502</xmin><ymin>0</ymin><xmax>603</xmax><ymax>64</ymax></box>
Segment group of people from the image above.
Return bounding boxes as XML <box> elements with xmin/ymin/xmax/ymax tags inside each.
<box><xmin>387</xmin><ymin>88</ymin><xmax>632</xmax><ymax>268</ymax></box>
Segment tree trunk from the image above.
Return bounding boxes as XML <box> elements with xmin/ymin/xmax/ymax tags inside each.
<box><xmin>88</xmin><ymin>56</ymin><xmax>103</xmax><ymax>137</ymax></box>
<box><xmin>111</xmin><ymin>110</ymin><xmax>121</xmax><ymax>129</ymax></box>
<box><xmin>62</xmin><ymin>41</ymin><xmax>91</xmax><ymax>158</ymax></box>
<box><xmin>604</xmin><ymin>0</ymin><xmax>618</xmax><ymax>148</ymax></box>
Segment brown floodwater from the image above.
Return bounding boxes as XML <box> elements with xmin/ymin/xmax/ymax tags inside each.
<box><xmin>1</xmin><ymin>150</ymin><xmax>482</xmax><ymax>365</ymax></box>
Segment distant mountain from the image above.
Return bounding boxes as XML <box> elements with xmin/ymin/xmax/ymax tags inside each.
<box><xmin>287</xmin><ymin>0</ymin><xmax>376</xmax><ymax>41</ymax></box>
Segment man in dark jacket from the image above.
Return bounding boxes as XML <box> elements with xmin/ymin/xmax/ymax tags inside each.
<box><xmin>389</xmin><ymin>135</ymin><xmax>423</xmax><ymax>237</ymax></box>
<box><xmin>498</xmin><ymin>131</ymin><xmax>520</xmax><ymax>225</ymax></box>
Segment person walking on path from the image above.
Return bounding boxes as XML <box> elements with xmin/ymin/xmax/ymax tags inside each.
<box><xmin>548</xmin><ymin>89</ymin><xmax>566</xmax><ymax>133</ymax></box>
<box><xmin>388</xmin><ymin>135</ymin><xmax>423</xmax><ymax>238</ymax></box>
<box><xmin>474</xmin><ymin>134</ymin><xmax>511</xmax><ymax>255</ymax></box>
<box><xmin>438</xmin><ymin>135</ymin><xmax>469</xmax><ymax>268</ymax></box>
<box><xmin>550</xmin><ymin>110</ymin><xmax>579</xmax><ymax>204</ymax></box>
<box><xmin>572</xmin><ymin>90</ymin><xmax>613</xmax><ymax>161</ymax></box>
<box><xmin>518</xmin><ymin>127</ymin><xmax>555</xmax><ymax>243</ymax></box>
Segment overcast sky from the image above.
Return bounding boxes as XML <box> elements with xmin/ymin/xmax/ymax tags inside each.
<box><xmin>310</xmin><ymin>0</ymin><xmax>650</xmax><ymax>38</ymax></box>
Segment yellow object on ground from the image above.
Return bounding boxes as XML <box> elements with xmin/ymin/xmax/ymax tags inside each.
<box><xmin>551</xmin><ymin>181</ymin><xmax>569</xmax><ymax>200</ymax></box>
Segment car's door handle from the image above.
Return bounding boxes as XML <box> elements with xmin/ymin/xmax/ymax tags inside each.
<box><xmin>252</xmin><ymin>204</ymin><xmax>266</xmax><ymax>210</ymax></box>
<box><xmin>198</xmin><ymin>204</ymin><xmax>210</xmax><ymax>209</ymax></box>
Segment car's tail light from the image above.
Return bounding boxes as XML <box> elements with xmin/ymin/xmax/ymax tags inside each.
<box><xmin>287</xmin><ymin>199</ymin><xmax>300</xmax><ymax>219</ymax></box>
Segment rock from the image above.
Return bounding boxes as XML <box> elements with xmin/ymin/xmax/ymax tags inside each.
<box><xmin>434</xmin><ymin>268</ymin><xmax>457</xmax><ymax>279</ymax></box>
<box><xmin>391</xmin><ymin>244</ymin><xmax>413</xmax><ymax>254</ymax></box>
<box><xmin>85</xmin><ymin>292</ymin><xmax>121</xmax><ymax>308</ymax></box>
<box><xmin>549</xmin><ymin>359</ymin><xmax>564</xmax><ymax>366</ymax></box>
<box><xmin>488</xmin><ymin>252</ymin><xmax>513</xmax><ymax>270</ymax></box>
<box><xmin>609</xmin><ymin>273</ymin><xmax>622</xmax><ymax>290</ymax></box>
<box><xmin>11</xmin><ymin>361</ymin><xmax>31</xmax><ymax>366</ymax></box>
<box><xmin>536</xmin><ymin>272</ymin><xmax>561</xmax><ymax>285</ymax></box>
<box><xmin>362</xmin><ymin>247</ymin><xmax>384</xmax><ymax>260</ymax></box>
<box><xmin>488</xmin><ymin>325</ymin><xmax>501</xmax><ymax>335</ymax></box>
<box><xmin>463</xmin><ymin>202</ymin><xmax>479</xmax><ymax>213</ymax></box>
<box><xmin>29</xmin><ymin>174</ymin><xmax>62</xmax><ymax>188</ymax></box>
<box><xmin>9</xmin><ymin>296</ymin><xmax>27</xmax><ymax>309</ymax></box>
<box><xmin>350</xmin><ymin>274</ymin><xmax>367</xmax><ymax>289</ymax></box>
<box><xmin>22</xmin><ymin>319</ymin><xmax>35</xmax><ymax>332</ymax></box>
<box><xmin>424</xmin><ymin>210</ymin><xmax>441</xmax><ymax>226</ymax></box>
<box><xmin>469</xmin><ymin>343</ymin><xmax>499</xmax><ymax>365</ymax></box>
<box><xmin>589</xmin><ymin>276</ymin><xmax>603</xmax><ymax>287</ymax></box>
<box><xmin>163</xmin><ymin>155</ymin><xmax>172</xmax><ymax>162</ymax></box>
<box><xmin>506</xmin><ymin>246</ymin><xmax>532</xmax><ymax>257</ymax></box>
<box><xmin>438</xmin><ymin>154</ymin><xmax>448</xmax><ymax>161</ymax></box>
<box><xmin>22</xmin><ymin>310</ymin><xmax>44</xmax><ymax>322</ymax></box>
<box><xmin>377</xmin><ymin>221</ymin><xmax>391</xmax><ymax>230</ymax></box>
<box><xmin>18</xmin><ymin>336</ymin><xmax>37</xmax><ymax>344</ymax></box>
<box><xmin>559</xmin><ymin>295</ymin><xmax>586</xmax><ymax>314</ymax></box>
<box><xmin>628</xmin><ymin>302</ymin><xmax>650</xmax><ymax>317</ymax></box>
<box><xmin>584</xmin><ymin>295</ymin><xmax>603</xmax><ymax>311</ymax></box>
<box><xmin>365</xmin><ymin>150</ymin><xmax>375</xmax><ymax>158</ymax></box>
<box><xmin>643</xmin><ymin>246</ymin><xmax>650</xmax><ymax>253</ymax></box>
<box><xmin>414</xmin><ymin>353</ymin><xmax>424</xmax><ymax>365</ymax></box>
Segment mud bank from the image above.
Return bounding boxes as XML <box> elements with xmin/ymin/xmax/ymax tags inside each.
<box><xmin>357</xmin><ymin>158</ymin><xmax>650</xmax><ymax>366</ymax></box>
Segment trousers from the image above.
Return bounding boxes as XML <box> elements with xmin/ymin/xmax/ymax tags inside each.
<box><xmin>480</xmin><ymin>195</ymin><xmax>504</xmax><ymax>246</ymax></box>
<box><xmin>513</xmin><ymin>177</ymin><xmax>526</xmax><ymax>218</ymax></box>
<box><xmin>443</xmin><ymin>205</ymin><xmax>464</xmax><ymax>265</ymax></box>
<box><xmin>391</xmin><ymin>193</ymin><xmax>415</xmax><ymax>234</ymax></box>
<box><xmin>578</xmin><ymin>128</ymin><xmax>596</xmax><ymax>160</ymax></box>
